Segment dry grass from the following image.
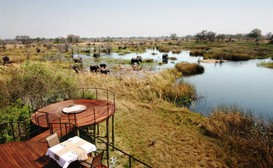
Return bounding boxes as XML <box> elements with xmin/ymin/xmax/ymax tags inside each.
<box><xmin>75</xmin><ymin>71</ymin><xmax>232</xmax><ymax>167</ymax></box>
<box><xmin>175</xmin><ymin>62</ymin><xmax>204</xmax><ymax>76</ymax></box>
<box><xmin>202</xmin><ymin>106</ymin><xmax>273</xmax><ymax>167</ymax></box>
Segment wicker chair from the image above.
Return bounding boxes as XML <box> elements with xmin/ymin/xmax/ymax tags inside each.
<box><xmin>80</xmin><ymin>151</ymin><xmax>108</xmax><ymax>168</ymax></box>
<box><xmin>45</xmin><ymin>133</ymin><xmax>60</xmax><ymax>147</ymax></box>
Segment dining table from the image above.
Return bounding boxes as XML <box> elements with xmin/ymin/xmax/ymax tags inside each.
<box><xmin>46</xmin><ymin>136</ymin><xmax>97</xmax><ymax>168</ymax></box>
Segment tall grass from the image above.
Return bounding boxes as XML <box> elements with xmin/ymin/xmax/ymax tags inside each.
<box><xmin>175</xmin><ymin>62</ymin><xmax>204</xmax><ymax>76</ymax></box>
<box><xmin>77</xmin><ymin>69</ymin><xmax>196</xmax><ymax>105</ymax></box>
<box><xmin>202</xmin><ymin>106</ymin><xmax>273</xmax><ymax>167</ymax></box>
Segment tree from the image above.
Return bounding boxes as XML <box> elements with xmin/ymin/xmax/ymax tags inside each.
<box><xmin>195</xmin><ymin>30</ymin><xmax>207</xmax><ymax>41</ymax></box>
<box><xmin>248</xmin><ymin>28</ymin><xmax>262</xmax><ymax>41</ymax></box>
<box><xmin>195</xmin><ymin>30</ymin><xmax>216</xmax><ymax>42</ymax></box>
<box><xmin>15</xmin><ymin>35</ymin><xmax>31</xmax><ymax>46</ymax></box>
<box><xmin>265</xmin><ymin>32</ymin><xmax>272</xmax><ymax>40</ymax></box>
<box><xmin>170</xmin><ymin>33</ymin><xmax>178</xmax><ymax>40</ymax></box>
<box><xmin>206</xmin><ymin>31</ymin><xmax>216</xmax><ymax>42</ymax></box>
<box><xmin>216</xmin><ymin>34</ymin><xmax>227</xmax><ymax>41</ymax></box>
<box><xmin>67</xmin><ymin>34</ymin><xmax>80</xmax><ymax>43</ymax></box>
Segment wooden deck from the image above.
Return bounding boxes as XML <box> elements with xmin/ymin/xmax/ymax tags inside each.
<box><xmin>0</xmin><ymin>99</ymin><xmax>115</xmax><ymax>167</ymax></box>
<box><xmin>31</xmin><ymin>99</ymin><xmax>115</xmax><ymax>128</ymax></box>
<box><xmin>0</xmin><ymin>129</ymin><xmax>85</xmax><ymax>168</ymax></box>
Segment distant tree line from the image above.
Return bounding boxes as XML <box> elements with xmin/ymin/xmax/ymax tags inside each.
<box><xmin>1</xmin><ymin>29</ymin><xmax>273</xmax><ymax>48</ymax></box>
<box><xmin>193</xmin><ymin>28</ymin><xmax>273</xmax><ymax>42</ymax></box>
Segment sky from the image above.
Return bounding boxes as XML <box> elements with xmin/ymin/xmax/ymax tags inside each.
<box><xmin>0</xmin><ymin>0</ymin><xmax>273</xmax><ymax>39</ymax></box>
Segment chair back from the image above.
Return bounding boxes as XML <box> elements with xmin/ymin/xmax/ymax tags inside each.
<box><xmin>91</xmin><ymin>151</ymin><xmax>104</xmax><ymax>168</ymax></box>
<box><xmin>46</xmin><ymin>133</ymin><xmax>60</xmax><ymax>147</ymax></box>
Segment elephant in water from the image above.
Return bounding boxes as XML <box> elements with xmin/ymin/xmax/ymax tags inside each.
<box><xmin>162</xmin><ymin>54</ymin><xmax>168</xmax><ymax>63</ymax></box>
<box><xmin>93</xmin><ymin>53</ymin><xmax>100</xmax><ymax>58</ymax></box>
<box><xmin>131</xmin><ymin>56</ymin><xmax>142</xmax><ymax>66</ymax></box>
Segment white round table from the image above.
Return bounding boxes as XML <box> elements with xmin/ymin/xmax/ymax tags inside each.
<box><xmin>62</xmin><ymin>104</ymin><xmax>87</xmax><ymax>114</ymax></box>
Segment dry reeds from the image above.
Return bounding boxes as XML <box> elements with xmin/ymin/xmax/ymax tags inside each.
<box><xmin>175</xmin><ymin>62</ymin><xmax>204</xmax><ymax>76</ymax></box>
<box><xmin>202</xmin><ymin>106</ymin><xmax>273</xmax><ymax>167</ymax></box>
<box><xmin>77</xmin><ymin>69</ymin><xmax>196</xmax><ymax>105</ymax></box>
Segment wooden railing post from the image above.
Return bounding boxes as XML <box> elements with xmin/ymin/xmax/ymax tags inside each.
<box><xmin>112</xmin><ymin>114</ymin><xmax>115</xmax><ymax>151</ymax></box>
<box><xmin>59</xmin><ymin>118</ymin><xmax>62</xmax><ymax>137</ymax></box>
<box><xmin>10</xmin><ymin>123</ymin><xmax>15</xmax><ymax>141</ymax></box>
<box><xmin>24</xmin><ymin>122</ymin><xmax>28</xmax><ymax>140</ymax></box>
<box><xmin>46</xmin><ymin>112</ymin><xmax>49</xmax><ymax>128</ymax></box>
<box><xmin>93</xmin><ymin>123</ymin><xmax>97</xmax><ymax>146</ymax></box>
<box><xmin>106</xmin><ymin>118</ymin><xmax>109</xmax><ymax>167</ymax></box>
<box><xmin>17</xmin><ymin>122</ymin><xmax>21</xmax><ymax>141</ymax></box>
<box><xmin>129</xmin><ymin>156</ymin><xmax>132</xmax><ymax>168</ymax></box>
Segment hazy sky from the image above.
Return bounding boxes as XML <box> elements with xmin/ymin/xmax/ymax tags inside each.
<box><xmin>0</xmin><ymin>0</ymin><xmax>273</xmax><ymax>39</ymax></box>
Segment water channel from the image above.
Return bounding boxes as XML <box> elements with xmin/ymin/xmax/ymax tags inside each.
<box><xmin>75</xmin><ymin>49</ymin><xmax>273</xmax><ymax>118</ymax></box>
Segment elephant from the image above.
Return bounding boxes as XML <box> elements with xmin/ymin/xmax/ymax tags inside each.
<box><xmin>162</xmin><ymin>54</ymin><xmax>168</xmax><ymax>63</ymax></box>
<box><xmin>74</xmin><ymin>57</ymin><xmax>82</xmax><ymax>63</ymax></box>
<box><xmin>86</xmin><ymin>50</ymin><xmax>90</xmax><ymax>55</ymax></box>
<box><xmin>93</xmin><ymin>53</ymin><xmax>100</xmax><ymax>58</ymax></box>
<box><xmin>2</xmin><ymin>56</ymin><xmax>10</xmax><ymax>65</ymax></box>
<box><xmin>90</xmin><ymin>65</ymin><xmax>100</xmax><ymax>72</ymax></box>
<box><xmin>100</xmin><ymin>63</ymin><xmax>107</xmax><ymax>69</ymax></box>
<box><xmin>131</xmin><ymin>56</ymin><xmax>142</xmax><ymax>65</ymax></box>
<box><xmin>100</xmin><ymin>69</ymin><xmax>110</xmax><ymax>74</ymax></box>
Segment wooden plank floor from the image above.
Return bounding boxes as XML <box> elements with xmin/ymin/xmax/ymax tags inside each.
<box><xmin>31</xmin><ymin>99</ymin><xmax>115</xmax><ymax>128</ymax></box>
<box><xmin>0</xmin><ymin>129</ymin><xmax>82</xmax><ymax>168</ymax></box>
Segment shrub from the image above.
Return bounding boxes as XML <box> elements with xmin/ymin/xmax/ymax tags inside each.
<box><xmin>4</xmin><ymin>62</ymin><xmax>77</xmax><ymax>110</ymax></box>
<box><xmin>0</xmin><ymin>99</ymin><xmax>29</xmax><ymax>123</ymax></box>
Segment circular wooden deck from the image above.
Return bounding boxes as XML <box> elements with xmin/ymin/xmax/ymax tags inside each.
<box><xmin>31</xmin><ymin>99</ymin><xmax>115</xmax><ymax>128</ymax></box>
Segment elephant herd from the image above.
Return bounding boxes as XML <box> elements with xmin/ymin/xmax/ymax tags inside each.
<box><xmin>130</xmin><ymin>54</ymin><xmax>169</xmax><ymax>65</ymax></box>
<box><xmin>90</xmin><ymin>63</ymin><xmax>110</xmax><ymax>74</ymax></box>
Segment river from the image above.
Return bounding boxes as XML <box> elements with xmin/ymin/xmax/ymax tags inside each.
<box><xmin>75</xmin><ymin>49</ymin><xmax>273</xmax><ymax>118</ymax></box>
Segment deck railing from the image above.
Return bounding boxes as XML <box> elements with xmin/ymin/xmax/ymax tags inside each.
<box><xmin>0</xmin><ymin>120</ymin><xmax>46</xmax><ymax>143</ymax></box>
<box><xmin>0</xmin><ymin>88</ymin><xmax>153</xmax><ymax>167</ymax></box>
<box><xmin>32</xmin><ymin>88</ymin><xmax>115</xmax><ymax>128</ymax></box>
<box><xmin>51</xmin><ymin>123</ymin><xmax>152</xmax><ymax>168</ymax></box>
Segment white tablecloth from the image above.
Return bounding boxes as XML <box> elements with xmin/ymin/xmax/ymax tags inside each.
<box><xmin>46</xmin><ymin>136</ymin><xmax>97</xmax><ymax>168</ymax></box>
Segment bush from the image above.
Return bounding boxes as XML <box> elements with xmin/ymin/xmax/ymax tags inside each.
<box><xmin>4</xmin><ymin>62</ymin><xmax>77</xmax><ymax>110</ymax></box>
<box><xmin>0</xmin><ymin>99</ymin><xmax>29</xmax><ymax>123</ymax></box>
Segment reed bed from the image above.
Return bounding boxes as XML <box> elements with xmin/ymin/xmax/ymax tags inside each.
<box><xmin>258</xmin><ymin>62</ymin><xmax>273</xmax><ymax>69</ymax></box>
<box><xmin>202</xmin><ymin>106</ymin><xmax>273</xmax><ymax>167</ymax></box>
<box><xmin>175</xmin><ymin>62</ymin><xmax>204</xmax><ymax>76</ymax></box>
